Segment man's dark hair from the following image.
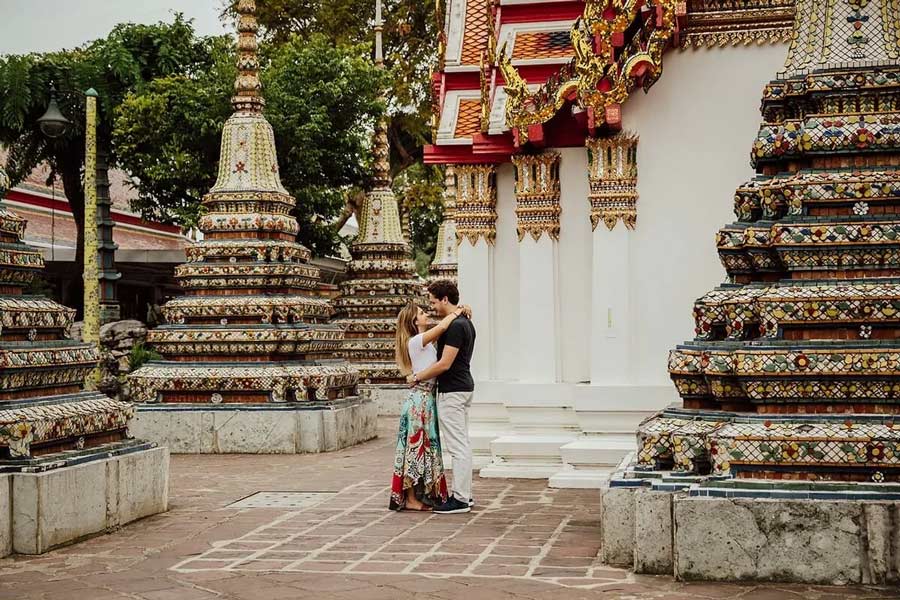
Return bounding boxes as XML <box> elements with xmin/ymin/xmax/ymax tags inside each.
<box><xmin>427</xmin><ymin>279</ymin><xmax>459</xmax><ymax>305</ymax></box>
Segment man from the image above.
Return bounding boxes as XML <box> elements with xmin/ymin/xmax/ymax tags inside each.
<box><xmin>407</xmin><ymin>279</ymin><xmax>475</xmax><ymax>515</ymax></box>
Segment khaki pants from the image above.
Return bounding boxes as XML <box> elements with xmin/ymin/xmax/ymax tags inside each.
<box><xmin>437</xmin><ymin>391</ymin><xmax>473</xmax><ymax>502</ymax></box>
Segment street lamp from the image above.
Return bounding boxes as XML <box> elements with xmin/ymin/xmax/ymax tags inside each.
<box><xmin>38</xmin><ymin>85</ymin><xmax>102</xmax><ymax>388</ymax></box>
<box><xmin>36</xmin><ymin>85</ymin><xmax>71</xmax><ymax>139</ymax></box>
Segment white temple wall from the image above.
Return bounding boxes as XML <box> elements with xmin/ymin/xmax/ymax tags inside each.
<box><xmin>458</xmin><ymin>240</ymin><xmax>493</xmax><ymax>382</ymax></box>
<box><xmin>463</xmin><ymin>43</ymin><xmax>789</xmax><ymax>481</ymax></box>
<box><xmin>621</xmin><ymin>43</ymin><xmax>787</xmax><ymax>398</ymax></box>
<box><xmin>492</xmin><ymin>163</ymin><xmax>520</xmax><ymax>381</ymax></box>
<box><xmin>557</xmin><ymin>148</ymin><xmax>593</xmax><ymax>384</ymax></box>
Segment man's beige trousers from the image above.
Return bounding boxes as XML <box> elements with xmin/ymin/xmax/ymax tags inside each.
<box><xmin>437</xmin><ymin>391</ymin><xmax>473</xmax><ymax>502</ymax></box>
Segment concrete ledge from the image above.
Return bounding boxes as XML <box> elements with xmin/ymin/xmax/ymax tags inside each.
<box><xmin>1</xmin><ymin>474</ymin><xmax>10</xmax><ymax>558</ymax></box>
<box><xmin>132</xmin><ymin>399</ymin><xmax>378</xmax><ymax>453</ymax></box>
<box><xmin>600</xmin><ymin>486</ymin><xmax>636</xmax><ymax>567</ymax></box>
<box><xmin>600</xmin><ymin>486</ymin><xmax>900</xmax><ymax>584</ymax></box>
<box><xmin>11</xmin><ymin>446</ymin><xmax>168</xmax><ymax>555</ymax></box>
<box><xmin>360</xmin><ymin>385</ymin><xmax>409</xmax><ymax>417</ymax></box>
<box><xmin>634</xmin><ymin>489</ymin><xmax>673</xmax><ymax>574</ymax></box>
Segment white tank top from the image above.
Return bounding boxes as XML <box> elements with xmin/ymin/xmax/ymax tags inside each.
<box><xmin>408</xmin><ymin>333</ymin><xmax>438</xmax><ymax>379</ymax></box>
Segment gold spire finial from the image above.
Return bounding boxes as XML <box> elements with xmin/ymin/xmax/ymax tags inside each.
<box><xmin>372</xmin><ymin>0</ymin><xmax>390</xmax><ymax>187</ymax></box>
<box><xmin>233</xmin><ymin>0</ymin><xmax>264</xmax><ymax>112</ymax></box>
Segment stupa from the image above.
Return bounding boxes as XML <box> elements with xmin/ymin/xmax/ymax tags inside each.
<box><xmin>602</xmin><ymin>0</ymin><xmax>900</xmax><ymax>584</ymax></box>
<box><xmin>127</xmin><ymin>0</ymin><xmax>375</xmax><ymax>453</ymax></box>
<box><xmin>330</xmin><ymin>1</ymin><xmax>424</xmax><ymax>413</ymax></box>
<box><xmin>428</xmin><ymin>166</ymin><xmax>459</xmax><ymax>281</ymax></box>
<box><xmin>0</xmin><ymin>167</ymin><xmax>167</xmax><ymax>556</ymax></box>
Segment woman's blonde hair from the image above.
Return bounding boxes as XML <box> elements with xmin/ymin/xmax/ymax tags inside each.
<box><xmin>395</xmin><ymin>301</ymin><xmax>420</xmax><ymax>376</ymax></box>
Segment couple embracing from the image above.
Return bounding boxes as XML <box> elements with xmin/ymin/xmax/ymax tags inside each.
<box><xmin>389</xmin><ymin>279</ymin><xmax>475</xmax><ymax>515</ymax></box>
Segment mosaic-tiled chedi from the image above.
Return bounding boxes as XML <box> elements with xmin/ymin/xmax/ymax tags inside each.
<box><xmin>330</xmin><ymin>18</ymin><xmax>422</xmax><ymax>386</ymax></box>
<box><xmin>428</xmin><ymin>166</ymin><xmax>458</xmax><ymax>281</ymax></box>
<box><xmin>0</xmin><ymin>166</ymin><xmax>145</xmax><ymax>465</ymax></box>
<box><xmin>638</xmin><ymin>0</ymin><xmax>900</xmax><ymax>483</ymax></box>
<box><xmin>128</xmin><ymin>0</ymin><xmax>358</xmax><ymax>404</ymax></box>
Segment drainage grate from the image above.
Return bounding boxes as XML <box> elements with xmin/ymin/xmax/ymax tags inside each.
<box><xmin>226</xmin><ymin>491</ymin><xmax>335</xmax><ymax>509</ymax></box>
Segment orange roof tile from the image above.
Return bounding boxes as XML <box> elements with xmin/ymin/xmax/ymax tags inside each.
<box><xmin>511</xmin><ymin>30</ymin><xmax>573</xmax><ymax>61</ymax></box>
<box><xmin>460</xmin><ymin>0</ymin><xmax>490</xmax><ymax>65</ymax></box>
<box><xmin>454</xmin><ymin>99</ymin><xmax>482</xmax><ymax>138</ymax></box>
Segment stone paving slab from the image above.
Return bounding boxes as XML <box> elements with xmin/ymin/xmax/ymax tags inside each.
<box><xmin>1</xmin><ymin>418</ymin><xmax>899</xmax><ymax>599</ymax></box>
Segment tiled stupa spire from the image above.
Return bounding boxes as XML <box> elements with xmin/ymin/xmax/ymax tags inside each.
<box><xmin>0</xmin><ymin>165</ymin><xmax>145</xmax><ymax>465</ymax></box>
<box><xmin>128</xmin><ymin>0</ymin><xmax>359</xmax><ymax>404</ymax></box>
<box><xmin>330</xmin><ymin>0</ymin><xmax>421</xmax><ymax>386</ymax></box>
<box><xmin>636</xmin><ymin>0</ymin><xmax>900</xmax><ymax>482</ymax></box>
<box><xmin>429</xmin><ymin>166</ymin><xmax>459</xmax><ymax>281</ymax></box>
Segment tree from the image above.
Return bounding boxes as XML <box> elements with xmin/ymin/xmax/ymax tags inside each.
<box><xmin>222</xmin><ymin>0</ymin><xmax>445</xmax><ymax>270</ymax></box>
<box><xmin>113</xmin><ymin>34</ymin><xmax>385</xmax><ymax>257</ymax></box>
<box><xmin>0</xmin><ymin>15</ymin><xmax>215</xmax><ymax>314</ymax></box>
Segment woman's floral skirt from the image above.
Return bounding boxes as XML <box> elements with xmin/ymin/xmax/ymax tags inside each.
<box><xmin>389</xmin><ymin>386</ymin><xmax>449</xmax><ymax>510</ymax></box>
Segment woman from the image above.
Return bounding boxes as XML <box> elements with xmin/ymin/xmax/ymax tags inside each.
<box><xmin>390</xmin><ymin>300</ymin><xmax>469</xmax><ymax>511</ymax></box>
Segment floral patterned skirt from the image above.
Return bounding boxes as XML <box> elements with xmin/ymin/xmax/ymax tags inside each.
<box><xmin>389</xmin><ymin>386</ymin><xmax>449</xmax><ymax>510</ymax></box>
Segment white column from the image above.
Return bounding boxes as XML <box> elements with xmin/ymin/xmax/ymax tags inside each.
<box><xmin>517</xmin><ymin>236</ymin><xmax>560</xmax><ymax>383</ymax></box>
<box><xmin>590</xmin><ymin>225</ymin><xmax>631</xmax><ymax>384</ymax></box>
<box><xmin>458</xmin><ymin>239</ymin><xmax>493</xmax><ymax>381</ymax></box>
<box><xmin>482</xmin><ymin>151</ymin><xmax>578</xmax><ymax>479</ymax></box>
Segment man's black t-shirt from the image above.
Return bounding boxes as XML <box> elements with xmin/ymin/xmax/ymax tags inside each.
<box><xmin>437</xmin><ymin>316</ymin><xmax>476</xmax><ymax>393</ymax></box>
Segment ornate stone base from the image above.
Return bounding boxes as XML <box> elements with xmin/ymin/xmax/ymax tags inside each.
<box><xmin>600</xmin><ymin>463</ymin><xmax>900</xmax><ymax>585</ymax></box>
<box><xmin>131</xmin><ymin>399</ymin><xmax>377</xmax><ymax>454</ymax></box>
<box><xmin>2</xmin><ymin>445</ymin><xmax>169</xmax><ymax>556</ymax></box>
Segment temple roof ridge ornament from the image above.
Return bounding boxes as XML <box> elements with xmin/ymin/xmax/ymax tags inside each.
<box><xmin>498</xmin><ymin>0</ymin><xmax>677</xmax><ymax>146</ymax></box>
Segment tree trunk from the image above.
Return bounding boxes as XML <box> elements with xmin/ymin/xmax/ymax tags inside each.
<box><xmin>58</xmin><ymin>153</ymin><xmax>85</xmax><ymax>320</ymax></box>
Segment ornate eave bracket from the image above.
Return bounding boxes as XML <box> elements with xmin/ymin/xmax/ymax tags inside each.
<box><xmin>499</xmin><ymin>0</ymin><xmax>678</xmax><ymax>146</ymax></box>
<box><xmin>455</xmin><ymin>164</ymin><xmax>498</xmax><ymax>245</ymax></box>
<box><xmin>512</xmin><ymin>152</ymin><xmax>561</xmax><ymax>242</ymax></box>
<box><xmin>587</xmin><ymin>133</ymin><xmax>639</xmax><ymax>231</ymax></box>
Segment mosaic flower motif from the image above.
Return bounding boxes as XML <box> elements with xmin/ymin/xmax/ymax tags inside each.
<box><xmin>853</xmin><ymin>201</ymin><xmax>870</xmax><ymax>215</ymax></box>
<box><xmin>867</xmin><ymin>443</ymin><xmax>886</xmax><ymax>461</ymax></box>
<box><xmin>794</xmin><ymin>354</ymin><xmax>810</xmax><ymax>369</ymax></box>
<box><xmin>872</xmin><ymin>471</ymin><xmax>885</xmax><ymax>483</ymax></box>
<box><xmin>860</xmin><ymin>325</ymin><xmax>873</xmax><ymax>339</ymax></box>
<box><xmin>851</xmin><ymin>128</ymin><xmax>873</xmax><ymax>149</ymax></box>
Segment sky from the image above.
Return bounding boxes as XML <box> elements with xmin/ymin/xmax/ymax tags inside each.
<box><xmin>0</xmin><ymin>0</ymin><xmax>230</xmax><ymax>55</ymax></box>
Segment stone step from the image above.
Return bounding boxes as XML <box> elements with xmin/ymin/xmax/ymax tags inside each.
<box><xmin>558</xmin><ymin>437</ymin><xmax>636</xmax><ymax>467</ymax></box>
<box><xmin>478</xmin><ymin>434</ymin><xmax>577</xmax><ymax>479</ymax></box>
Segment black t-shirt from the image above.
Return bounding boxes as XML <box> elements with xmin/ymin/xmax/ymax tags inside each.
<box><xmin>437</xmin><ymin>316</ymin><xmax>476</xmax><ymax>393</ymax></box>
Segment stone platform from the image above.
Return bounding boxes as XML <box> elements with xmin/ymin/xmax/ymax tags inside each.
<box><xmin>1</xmin><ymin>444</ymin><xmax>168</xmax><ymax>557</ymax></box>
<box><xmin>361</xmin><ymin>384</ymin><xmax>409</xmax><ymax>417</ymax></box>
<box><xmin>131</xmin><ymin>399</ymin><xmax>377</xmax><ymax>454</ymax></box>
<box><xmin>601</xmin><ymin>462</ymin><xmax>900</xmax><ymax>585</ymax></box>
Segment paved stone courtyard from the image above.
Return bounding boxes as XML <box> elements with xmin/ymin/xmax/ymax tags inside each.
<box><xmin>2</xmin><ymin>418</ymin><xmax>899</xmax><ymax>600</ymax></box>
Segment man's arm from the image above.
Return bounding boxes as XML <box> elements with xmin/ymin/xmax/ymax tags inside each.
<box><xmin>410</xmin><ymin>345</ymin><xmax>460</xmax><ymax>384</ymax></box>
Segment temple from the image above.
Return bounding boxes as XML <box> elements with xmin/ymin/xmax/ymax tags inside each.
<box><xmin>635</xmin><ymin>0</ymin><xmax>900</xmax><ymax>483</ymax></box>
<box><xmin>126</xmin><ymin>0</ymin><xmax>376</xmax><ymax>453</ymax></box>
<box><xmin>0</xmin><ymin>166</ymin><xmax>167</xmax><ymax>556</ymax></box>
<box><xmin>330</xmin><ymin>0</ymin><xmax>426</xmax><ymax>413</ymax></box>
<box><xmin>594</xmin><ymin>0</ymin><xmax>900</xmax><ymax>584</ymax></box>
<box><xmin>426</xmin><ymin>0</ymin><xmax>793</xmax><ymax>484</ymax></box>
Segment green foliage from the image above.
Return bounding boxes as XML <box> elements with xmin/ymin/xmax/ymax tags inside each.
<box><xmin>114</xmin><ymin>33</ymin><xmax>385</xmax><ymax>256</ymax></box>
<box><xmin>0</xmin><ymin>14</ymin><xmax>217</xmax><ymax>313</ymax></box>
<box><xmin>128</xmin><ymin>341</ymin><xmax>163</xmax><ymax>371</ymax></box>
<box><xmin>223</xmin><ymin>0</ymin><xmax>445</xmax><ymax>259</ymax></box>
<box><xmin>395</xmin><ymin>162</ymin><xmax>444</xmax><ymax>265</ymax></box>
<box><xmin>113</xmin><ymin>35</ymin><xmax>234</xmax><ymax>229</ymax></box>
<box><xmin>263</xmin><ymin>35</ymin><xmax>386</xmax><ymax>256</ymax></box>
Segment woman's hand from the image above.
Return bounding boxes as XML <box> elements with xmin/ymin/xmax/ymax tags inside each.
<box><xmin>457</xmin><ymin>304</ymin><xmax>473</xmax><ymax>319</ymax></box>
<box><xmin>406</xmin><ymin>373</ymin><xmax>417</xmax><ymax>386</ymax></box>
